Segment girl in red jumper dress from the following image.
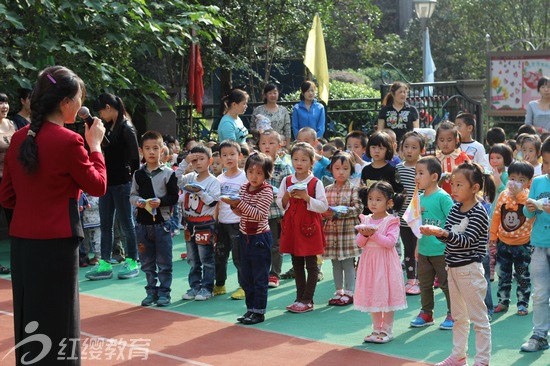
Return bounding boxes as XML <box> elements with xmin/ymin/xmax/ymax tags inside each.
<box><xmin>277</xmin><ymin>142</ymin><xmax>328</xmax><ymax>313</ymax></box>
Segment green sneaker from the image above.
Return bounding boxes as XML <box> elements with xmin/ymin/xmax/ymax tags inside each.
<box><xmin>85</xmin><ymin>259</ymin><xmax>113</xmax><ymax>280</ymax></box>
<box><xmin>117</xmin><ymin>258</ymin><xmax>140</xmax><ymax>279</ymax></box>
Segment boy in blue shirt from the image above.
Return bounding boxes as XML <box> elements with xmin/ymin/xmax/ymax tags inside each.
<box><xmin>130</xmin><ymin>131</ymin><xmax>179</xmax><ymax>306</ymax></box>
<box><xmin>520</xmin><ymin>137</ymin><xmax>550</xmax><ymax>352</ymax></box>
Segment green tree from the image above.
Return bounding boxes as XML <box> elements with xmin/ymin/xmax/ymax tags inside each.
<box><xmin>202</xmin><ymin>0</ymin><xmax>381</xmax><ymax>100</ymax></box>
<box><xmin>0</xmin><ymin>0</ymin><xmax>226</xmax><ymax>113</ymax></box>
<box><xmin>372</xmin><ymin>0</ymin><xmax>550</xmax><ymax>82</ymax></box>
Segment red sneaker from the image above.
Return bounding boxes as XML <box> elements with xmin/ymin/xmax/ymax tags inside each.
<box><xmin>268</xmin><ymin>276</ymin><xmax>279</xmax><ymax>288</ymax></box>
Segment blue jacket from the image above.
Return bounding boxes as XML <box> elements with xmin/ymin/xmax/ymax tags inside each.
<box><xmin>291</xmin><ymin>100</ymin><xmax>325</xmax><ymax>138</ymax></box>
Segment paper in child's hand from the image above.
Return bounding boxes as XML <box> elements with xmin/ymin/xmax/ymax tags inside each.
<box><xmin>527</xmin><ymin>197</ymin><xmax>549</xmax><ymax>210</ymax></box>
<box><xmin>287</xmin><ymin>183</ymin><xmax>307</xmax><ymax>193</ymax></box>
<box><xmin>184</xmin><ymin>183</ymin><xmax>205</xmax><ymax>192</ymax></box>
<box><xmin>138</xmin><ymin>198</ymin><xmax>157</xmax><ymax>221</ymax></box>
<box><xmin>330</xmin><ymin>206</ymin><xmax>348</xmax><ymax>214</ymax></box>
<box><xmin>220</xmin><ymin>195</ymin><xmax>240</xmax><ymax>201</ymax></box>
<box><xmin>355</xmin><ymin>224</ymin><xmax>377</xmax><ymax>231</ymax></box>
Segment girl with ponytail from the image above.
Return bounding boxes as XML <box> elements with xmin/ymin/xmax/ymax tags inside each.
<box><xmin>85</xmin><ymin>93</ymin><xmax>141</xmax><ymax>281</ymax></box>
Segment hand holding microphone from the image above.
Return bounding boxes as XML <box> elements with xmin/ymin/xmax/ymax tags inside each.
<box><xmin>78</xmin><ymin>106</ymin><xmax>107</xmax><ymax>151</ymax></box>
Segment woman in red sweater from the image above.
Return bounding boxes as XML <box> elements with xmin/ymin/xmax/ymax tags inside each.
<box><xmin>0</xmin><ymin>66</ymin><xmax>106</xmax><ymax>365</ymax></box>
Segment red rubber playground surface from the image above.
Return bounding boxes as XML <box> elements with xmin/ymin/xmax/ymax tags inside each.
<box><xmin>0</xmin><ymin>237</ymin><xmax>548</xmax><ymax>365</ymax></box>
<box><xmin>0</xmin><ymin>278</ymin><xmax>428</xmax><ymax>366</ymax></box>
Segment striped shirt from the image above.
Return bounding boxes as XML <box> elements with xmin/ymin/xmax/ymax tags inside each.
<box><xmin>396</xmin><ymin>162</ymin><xmax>417</xmax><ymax>227</ymax></box>
<box><xmin>237</xmin><ymin>182</ymin><xmax>273</xmax><ymax>235</ymax></box>
<box><xmin>441</xmin><ymin>202</ymin><xmax>489</xmax><ymax>267</ymax></box>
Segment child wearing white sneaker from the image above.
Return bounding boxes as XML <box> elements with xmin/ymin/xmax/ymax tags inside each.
<box><xmin>396</xmin><ymin>131</ymin><xmax>426</xmax><ymax>296</ymax></box>
<box><xmin>355</xmin><ymin>181</ymin><xmax>407</xmax><ymax>344</ymax></box>
<box><xmin>177</xmin><ymin>144</ymin><xmax>221</xmax><ymax>301</ymax></box>
<box><xmin>410</xmin><ymin>157</ymin><xmax>454</xmax><ymax>330</ymax></box>
<box><xmin>421</xmin><ymin>161</ymin><xmax>495</xmax><ymax>366</ymax></box>
<box><xmin>322</xmin><ymin>152</ymin><xmax>363</xmax><ymax>306</ymax></box>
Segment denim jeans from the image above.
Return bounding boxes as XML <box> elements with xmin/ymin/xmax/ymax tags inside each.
<box><xmin>99</xmin><ymin>182</ymin><xmax>138</xmax><ymax>260</ymax></box>
<box><xmin>495</xmin><ymin>241</ymin><xmax>531</xmax><ymax>307</ymax></box>
<box><xmin>482</xmin><ymin>248</ymin><xmax>494</xmax><ymax>316</ymax></box>
<box><xmin>185</xmin><ymin>220</ymin><xmax>216</xmax><ymax>292</ymax></box>
<box><xmin>239</xmin><ymin>231</ymin><xmax>272</xmax><ymax>314</ymax></box>
<box><xmin>137</xmin><ymin>224</ymin><xmax>173</xmax><ymax>297</ymax></box>
<box><xmin>530</xmin><ymin>246</ymin><xmax>550</xmax><ymax>338</ymax></box>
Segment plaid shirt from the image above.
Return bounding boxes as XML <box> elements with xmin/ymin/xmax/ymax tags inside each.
<box><xmin>323</xmin><ymin>180</ymin><xmax>364</xmax><ymax>260</ymax></box>
<box><xmin>267</xmin><ymin>156</ymin><xmax>293</xmax><ymax>219</ymax></box>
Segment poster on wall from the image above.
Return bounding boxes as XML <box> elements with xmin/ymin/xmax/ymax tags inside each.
<box><xmin>488</xmin><ymin>51</ymin><xmax>550</xmax><ymax>116</ymax></box>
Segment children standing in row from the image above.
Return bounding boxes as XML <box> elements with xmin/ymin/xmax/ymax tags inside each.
<box><xmin>215</xmin><ymin>140</ymin><xmax>247</xmax><ymax>299</ymax></box>
<box><xmin>130</xmin><ymin>131</ymin><xmax>179</xmax><ymax>307</ymax></box>
<box><xmin>410</xmin><ymin>157</ymin><xmax>454</xmax><ymax>329</ymax></box>
<box><xmin>489</xmin><ymin>161</ymin><xmax>535</xmax><ymax>316</ymax></box>
<box><xmin>322</xmin><ymin>152</ymin><xmax>363</xmax><ymax>306</ymax></box>
<box><xmin>520</xmin><ymin>138</ymin><xmax>550</xmax><ymax>352</ymax></box>
<box><xmin>355</xmin><ymin>181</ymin><xmax>407</xmax><ymax>344</ymax></box>
<box><xmin>422</xmin><ymin>162</ymin><xmax>495</xmax><ymax>366</ymax></box>
<box><xmin>396</xmin><ymin>131</ymin><xmax>425</xmax><ymax>295</ymax></box>
<box><xmin>277</xmin><ymin>142</ymin><xmax>328</xmax><ymax>313</ymax></box>
<box><xmin>178</xmin><ymin>145</ymin><xmax>220</xmax><ymax>301</ymax></box>
<box><xmin>222</xmin><ymin>153</ymin><xmax>274</xmax><ymax>325</ymax></box>
<box><xmin>258</xmin><ymin>130</ymin><xmax>293</xmax><ymax>288</ymax></box>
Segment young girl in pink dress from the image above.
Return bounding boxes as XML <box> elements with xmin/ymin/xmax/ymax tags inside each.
<box><xmin>354</xmin><ymin>181</ymin><xmax>407</xmax><ymax>343</ymax></box>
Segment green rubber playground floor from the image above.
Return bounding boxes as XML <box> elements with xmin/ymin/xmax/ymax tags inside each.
<box><xmin>0</xmin><ymin>236</ymin><xmax>548</xmax><ymax>365</ymax></box>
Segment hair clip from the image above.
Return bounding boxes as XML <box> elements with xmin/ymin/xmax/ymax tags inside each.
<box><xmin>46</xmin><ymin>73</ymin><xmax>57</xmax><ymax>84</ymax></box>
<box><xmin>27</xmin><ymin>130</ymin><xmax>36</xmax><ymax>137</ymax></box>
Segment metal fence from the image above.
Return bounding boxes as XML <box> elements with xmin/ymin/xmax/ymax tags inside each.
<box><xmin>176</xmin><ymin>81</ymin><xmax>483</xmax><ymax>143</ymax></box>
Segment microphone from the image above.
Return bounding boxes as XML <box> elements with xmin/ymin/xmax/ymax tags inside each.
<box><xmin>78</xmin><ymin>106</ymin><xmax>95</xmax><ymax>127</ymax></box>
<box><xmin>78</xmin><ymin>106</ymin><xmax>109</xmax><ymax>145</ymax></box>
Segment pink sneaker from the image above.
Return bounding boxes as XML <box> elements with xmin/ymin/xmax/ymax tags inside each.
<box><xmin>434</xmin><ymin>276</ymin><xmax>440</xmax><ymax>288</ymax></box>
<box><xmin>435</xmin><ymin>355</ymin><xmax>468</xmax><ymax>366</ymax></box>
<box><xmin>406</xmin><ymin>280</ymin><xmax>421</xmax><ymax>295</ymax></box>
<box><xmin>287</xmin><ymin>302</ymin><xmax>314</xmax><ymax>313</ymax></box>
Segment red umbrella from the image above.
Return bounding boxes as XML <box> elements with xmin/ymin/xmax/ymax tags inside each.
<box><xmin>188</xmin><ymin>40</ymin><xmax>204</xmax><ymax>113</ymax></box>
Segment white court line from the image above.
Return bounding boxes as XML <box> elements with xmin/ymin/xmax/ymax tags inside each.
<box><xmin>0</xmin><ymin>310</ymin><xmax>211</xmax><ymax>366</ymax></box>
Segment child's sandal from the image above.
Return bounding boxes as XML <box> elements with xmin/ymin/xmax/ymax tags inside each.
<box><xmin>363</xmin><ymin>331</ymin><xmax>379</xmax><ymax>343</ymax></box>
<box><xmin>328</xmin><ymin>292</ymin><xmax>343</xmax><ymax>305</ymax></box>
<box><xmin>335</xmin><ymin>294</ymin><xmax>353</xmax><ymax>306</ymax></box>
<box><xmin>372</xmin><ymin>331</ymin><xmax>393</xmax><ymax>344</ymax></box>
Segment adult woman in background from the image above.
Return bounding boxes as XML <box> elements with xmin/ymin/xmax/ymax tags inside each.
<box><xmin>252</xmin><ymin>83</ymin><xmax>291</xmax><ymax>147</ymax></box>
<box><xmin>85</xmin><ymin>93</ymin><xmax>141</xmax><ymax>281</ymax></box>
<box><xmin>218</xmin><ymin>88</ymin><xmax>249</xmax><ymax>144</ymax></box>
<box><xmin>0</xmin><ymin>65</ymin><xmax>106</xmax><ymax>365</ymax></box>
<box><xmin>525</xmin><ymin>76</ymin><xmax>550</xmax><ymax>134</ymax></box>
<box><xmin>291</xmin><ymin>80</ymin><xmax>325</xmax><ymax>139</ymax></box>
<box><xmin>377</xmin><ymin>81</ymin><xmax>419</xmax><ymax>144</ymax></box>
<box><xmin>0</xmin><ymin>93</ymin><xmax>17</xmax><ymax>275</ymax></box>
<box><xmin>11</xmin><ymin>88</ymin><xmax>32</xmax><ymax>130</ymax></box>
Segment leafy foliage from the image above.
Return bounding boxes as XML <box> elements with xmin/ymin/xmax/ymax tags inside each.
<box><xmin>0</xmin><ymin>0</ymin><xmax>226</xmax><ymax>115</ymax></box>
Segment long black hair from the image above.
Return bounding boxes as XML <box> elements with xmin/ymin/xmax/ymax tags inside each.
<box><xmin>18</xmin><ymin>66</ymin><xmax>85</xmax><ymax>174</ymax></box>
<box><xmin>93</xmin><ymin>93</ymin><xmax>130</xmax><ymax>144</ymax></box>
